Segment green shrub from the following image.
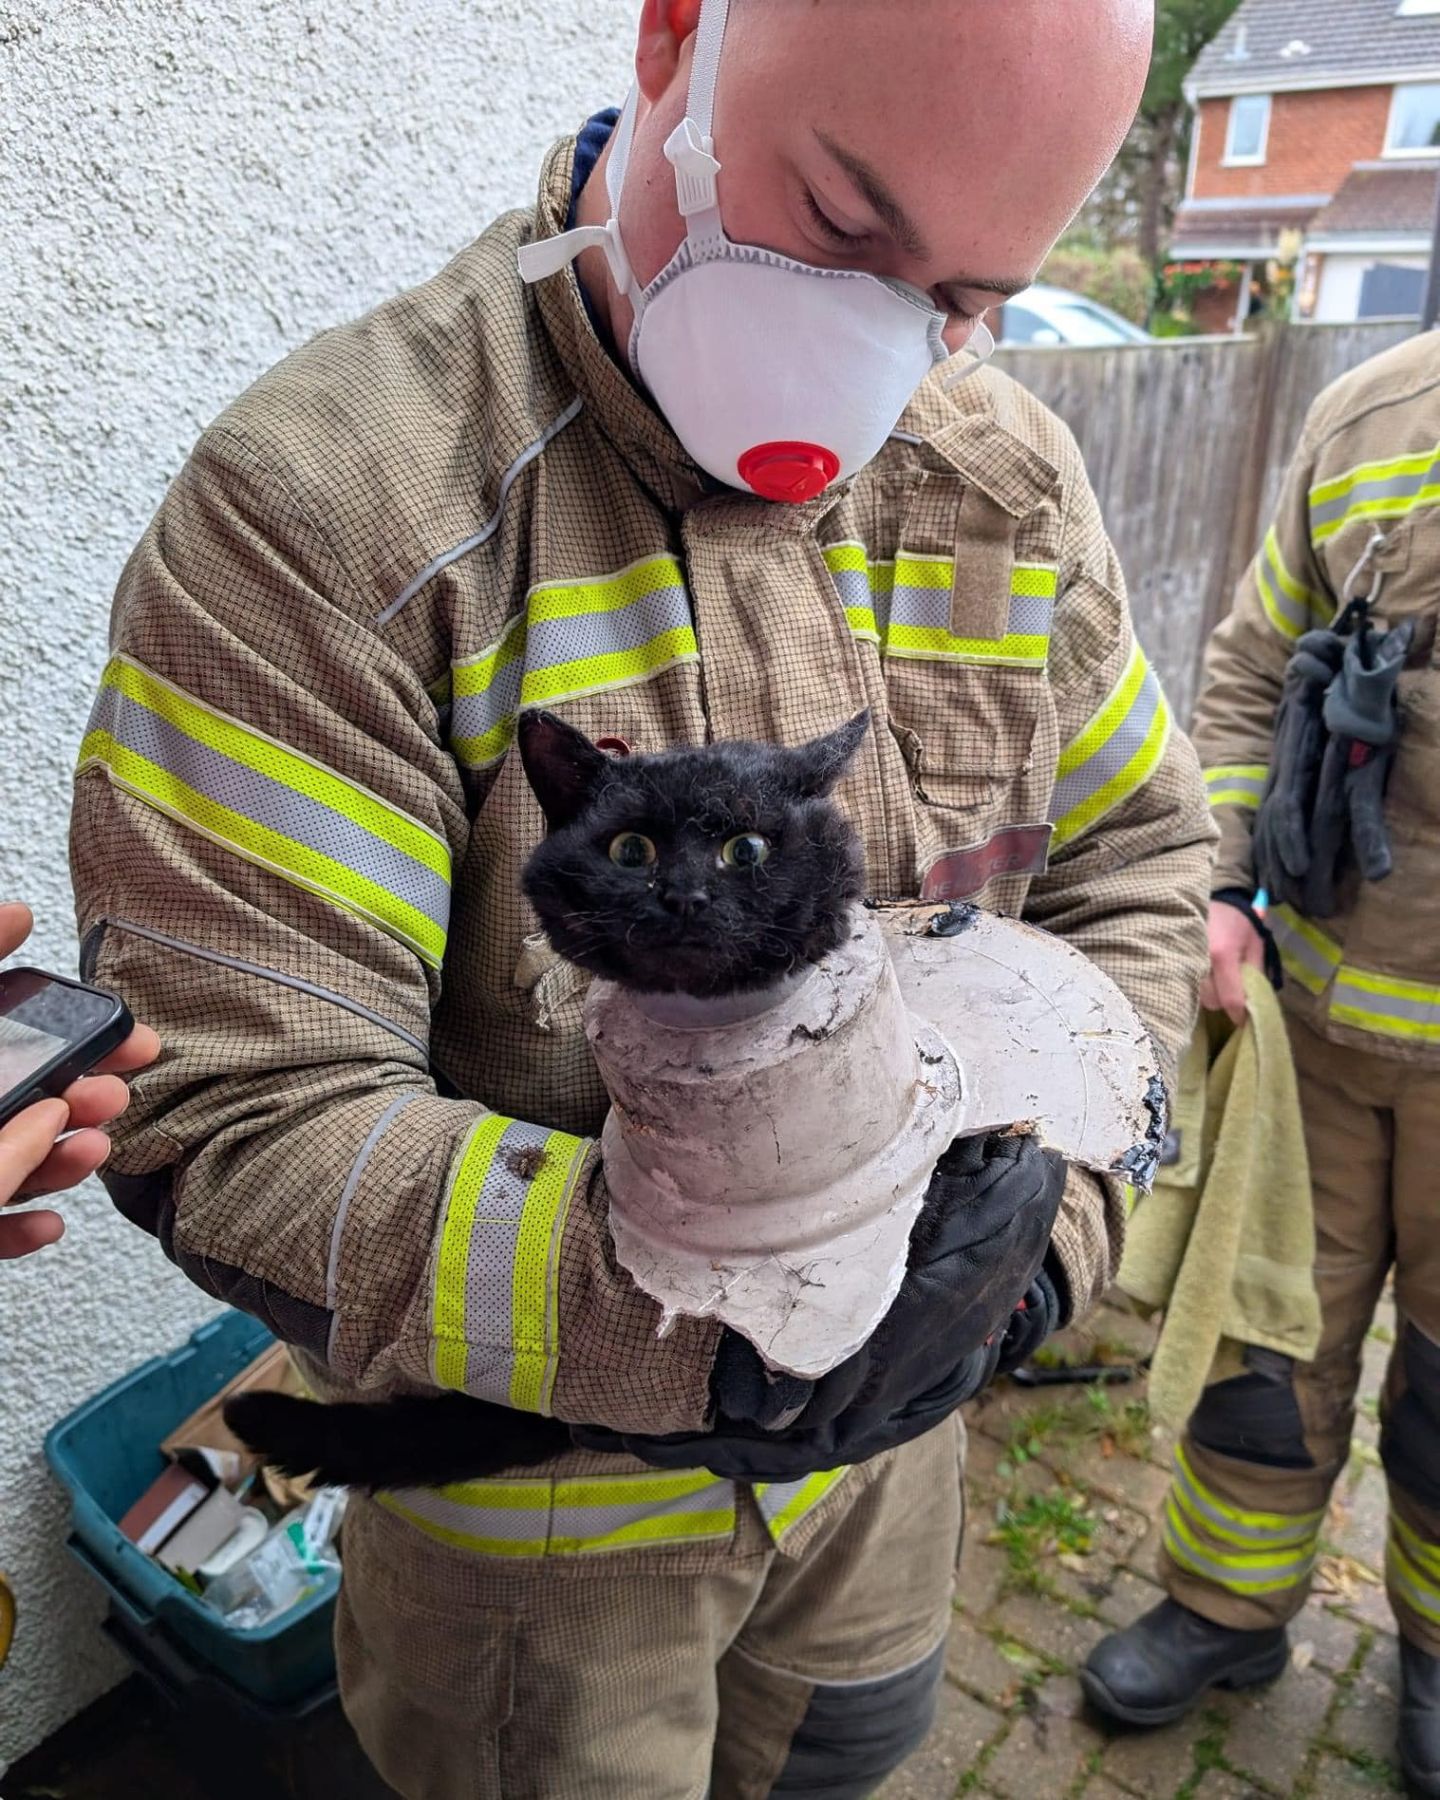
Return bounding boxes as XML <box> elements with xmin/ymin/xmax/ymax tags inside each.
<box><xmin>1039</xmin><ymin>242</ymin><xmax>1152</xmax><ymax>325</ymax></box>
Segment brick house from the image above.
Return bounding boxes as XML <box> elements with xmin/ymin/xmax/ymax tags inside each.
<box><xmin>1172</xmin><ymin>0</ymin><xmax>1440</xmax><ymax>329</ymax></box>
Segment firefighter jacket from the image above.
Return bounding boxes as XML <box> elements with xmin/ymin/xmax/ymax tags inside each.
<box><xmin>70</xmin><ymin>139</ymin><xmax>1213</xmax><ymax>1548</ymax></box>
<box><xmin>1193</xmin><ymin>330</ymin><xmax>1440</xmax><ymax>1067</ymax></box>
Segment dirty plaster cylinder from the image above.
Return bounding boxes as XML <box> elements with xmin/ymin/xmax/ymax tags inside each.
<box><xmin>585</xmin><ymin>911</ymin><xmax>964</xmax><ymax>1380</ymax></box>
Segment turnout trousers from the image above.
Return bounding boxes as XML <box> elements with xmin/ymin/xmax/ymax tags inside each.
<box><xmin>1160</xmin><ymin>1014</ymin><xmax>1440</xmax><ymax>1651</ymax></box>
<box><xmin>336</xmin><ymin>1416</ymin><xmax>963</xmax><ymax>1799</ymax></box>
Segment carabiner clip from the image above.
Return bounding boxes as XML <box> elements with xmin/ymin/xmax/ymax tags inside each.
<box><xmin>1339</xmin><ymin>527</ymin><xmax>1389</xmax><ymax>615</ymax></box>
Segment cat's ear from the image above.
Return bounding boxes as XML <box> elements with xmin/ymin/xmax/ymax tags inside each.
<box><xmin>787</xmin><ymin>710</ymin><xmax>871</xmax><ymax>798</ymax></box>
<box><xmin>518</xmin><ymin>710</ymin><xmax>611</xmax><ymax>830</ymax></box>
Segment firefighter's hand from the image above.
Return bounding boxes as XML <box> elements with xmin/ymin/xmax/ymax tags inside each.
<box><xmin>1199</xmin><ymin>897</ymin><xmax>1267</xmax><ymax>1027</ymax></box>
<box><xmin>0</xmin><ymin>903</ymin><xmax>160</xmax><ymax>1259</ymax></box>
<box><xmin>576</xmin><ymin>1134</ymin><xmax>1066</xmax><ymax>1479</ymax></box>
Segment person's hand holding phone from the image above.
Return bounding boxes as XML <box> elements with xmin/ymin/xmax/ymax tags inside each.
<box><xmin>0</xmin><ymin>904</ymin><xmax>159</xmax><ymax>1259</ymax></box>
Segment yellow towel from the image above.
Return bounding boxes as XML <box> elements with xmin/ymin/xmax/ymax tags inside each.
<box><xmin>1118</xmin><ymin>966</ymin><xmax>1321</xmax><ymax>1430</ymax></box>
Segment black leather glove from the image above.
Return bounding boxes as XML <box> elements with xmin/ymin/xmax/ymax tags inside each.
<box><xmin>995</xmin><ymin>1264</ymin><xmax>1066</xmax><ymax>1379</ymax></box>
<box><xmin>574</xmin><ymin>1133</ymin><xmax>1067</xmax><ymax>1480</ymax></box>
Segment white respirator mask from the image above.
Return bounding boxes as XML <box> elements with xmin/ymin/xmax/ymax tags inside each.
<box><xmin>517</xmin><ymin>0</ymin><xmax>993</xmax><ymax>503</ymax></box>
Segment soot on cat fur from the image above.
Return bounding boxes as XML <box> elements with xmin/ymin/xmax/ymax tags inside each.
<box><xmin>519</xmin><ymin>710</ymin><xmax>869</xmax><ymax>998</ymax></box>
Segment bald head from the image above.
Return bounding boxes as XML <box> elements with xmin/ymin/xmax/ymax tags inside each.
<box><xmin>580</xmin><ymin>0</ymin><xmax>1152</xmax><ymax>355</ymax></box>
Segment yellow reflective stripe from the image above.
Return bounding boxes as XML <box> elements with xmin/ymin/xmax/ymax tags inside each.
<box><xmin>1163</xmin><ymin>1496</ymin><xmax>1315</xmax><ymax>1593</ymax></box>
<box><xmin>80</xmin><ymin>732</ymin><xmax>448</xmax><ymax>968</ymax></box>
<box><xmin>1012</xmin><ymin>564</ymin><xmax>1060</xmax><ymax>600</ymax></box>
<box><xmin>1310</xmin><ymin>440</ymin><xmax>1440</xmax><ymax>543</ymax></box>
<box><xmin>98</xmin><ymin>658</ymin><xmax>448</xmax><ymax>876</ymax></box>
<box><xmin>822</xmin><ymin>541</ymin><xmax>869</xmax><ymax>576</ymax></box>
<box><xmin>1172</xmin><ymin>1446</ymin><xmax>1324</xmax><ymax>1548</ymax></box>
<box><xmin>883</xmin><ymin>625</ymin><xmax>1051</xmax><ymax>665</ymax></box>
<box><xmin>1050</xmin><ymin>646</ymin><xmax>1171</xmax><ymax>852</ymax></box>
<box><xmin>431</xmin><ymin>1115</ymin><xmax>509</xmax><ymax>1389</ymax></box>
<box><xmin>1332</xmin><ymin>966</ymin><xmax>1440</xmax><ymax>1044</ymax></box>
<box><xmin>1265</xmin><ymin>529</ymin><xmax>1318</xmax><ymax>610</ymax></box>
<box><xmin>1204</xmin><ymin>762</ymin><xmax>1268</xmax><ymax>809</ymax></box>
<box><xmin>1331</xmin><ymin>1002</ymin><xmax>1440</xmax><ymax>1043</ymax></box>
<box><xmin>526</xmin><ymin>554</ymin><xmax>685</xmax><ymax>622</ymax></box>
<box><xmin>822</xmin><ymin>545</ymin><xmax>1054</xmax><ymax>664</ymax></box>
<box><xmin>430</xmin><ymin>1118</ymin><xmax>590</xmax><ymax>1409</ymax></box>
<box><xmin>453</xmin><ymin>614</ymin><xmax>526</xmax><ymax>699</ymax></box>
<box><xmin>754</xmin><ymin>1467</ymin><xmax>849</xmax><ymax>1542</ymax></box>
<box><xmin>380</xmin><ymin>1468</ymin><xmax>737</xmax><ymax>1558</ymax></box>
<box><xmin>519</xmin><ymin>626</ymin><xmax>699</xmax><ymax>708</ymax></box>
<box><xmin>1268</xmin><ymin>904</ymin><xmax>1342</xmax><ymax>997</ymax></box>
<box><xmin>1394</xmin><ymin>1514</ymin><xmax>1440</xmax><ymax>1580</ymax></box>
<box><xmin>1057</xmin><ymin>644</ymin><xmax>1146</xmax><ymax>782</ymax></box>
<box><xmin>79</xmin><ymin>657</ymin><xmax>451</xmax><ymax>965</ymax></box>
<box><xmin>844</xmin><ymin>606</ymin><xmax>880</xmax><ymax>642</ymax></box>
<box><xmin>1389</xmin><ymin>1530</ymin><xmax>1440</xmax><ymax>1624</ymax></box>
<box><xmin>508</xmin><ymin>1132</ymin><xmax>589</xmax><ymax>1415</ymax></box>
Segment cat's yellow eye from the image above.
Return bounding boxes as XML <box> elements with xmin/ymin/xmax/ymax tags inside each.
<box><xmin>720</xmin><ymin>834</ymin><xmax>771</xmax><ymax>870</ymax></box>
<box><xmin>609</xmin><ymin>832</ymin><xmax>658</xmax><ymax>870</ymax></box>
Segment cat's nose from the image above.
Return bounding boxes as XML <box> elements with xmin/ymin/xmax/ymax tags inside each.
<box><xmin>660</xmin><ymin>887</ymin><xmax>710</xmax><ymax>919</ymax></box>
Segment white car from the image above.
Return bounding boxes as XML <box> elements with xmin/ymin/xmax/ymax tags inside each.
<box><xmin>1000</xmin><ymin>283</ymin><xmax>1152</xmax><ymax>348</ymax></box>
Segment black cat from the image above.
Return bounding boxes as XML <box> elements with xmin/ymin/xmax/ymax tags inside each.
<box><xmin>224</xmin><ymin>708</ymin><xmax>870</xmax><ymax>1490</ymax></box>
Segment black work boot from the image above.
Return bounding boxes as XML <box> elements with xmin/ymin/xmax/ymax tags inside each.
<box><xmin>1080</xmin><ymin>1598</ymin><xmax>1289</xmax><ymax>1727</ymax></box>
<box><xmin>1400</xmin><ymin>1637</ymin><xmax>1440</xmax><ymax>1798</ymax></box>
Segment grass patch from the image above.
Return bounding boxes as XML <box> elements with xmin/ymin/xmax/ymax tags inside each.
<box><xmin>1368</xmin><ymin>1322</ymin><xmax>1395</xmax><ymax>1346</ymax></box>
<box><xmin>1328</xmin><ymin>1745</ymin><xmax>1404</xmax><ymax>1790</ymax></box>
<box><xmin>999</xmin><ymin>1403</ymin><xmax>1075</xmax><ymax>1474</ymax></box>
<box><xmin>990</xmin><ymin>1488</ymin><xmax>1098</xmax><ymax>1595</ymax></box>
<box><xmin>1360</xmin><ymin>1395</ymin><xmax>1382</xmax><ymax>1424</ymax></box>
<box><xmin>1174</xmin><ymin>1708</ymin><xmax>1230</xmax><ymax>1799</ymax></box>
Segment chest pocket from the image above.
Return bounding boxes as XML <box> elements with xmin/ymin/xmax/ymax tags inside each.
<box><xmin>866</xmin><ymin>461</ymin><xmax>1060</xmax><ymax>818</ymax></box>
<box><xmin>1317</xmin><ymin>496</ymin><xmax>1440</xmax><ymax>663</ymax></box>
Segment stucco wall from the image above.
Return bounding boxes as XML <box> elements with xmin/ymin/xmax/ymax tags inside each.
<box><xmin>0</xmin><ymin>0</ymin><xmax>632</xmax><ymax>1762</ymax></box>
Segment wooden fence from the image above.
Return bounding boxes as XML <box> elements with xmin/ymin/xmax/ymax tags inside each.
<box><xmin>995</xmin><ymin>319</ymin><xmax>1419</xmax><ymax>723</ymax></box>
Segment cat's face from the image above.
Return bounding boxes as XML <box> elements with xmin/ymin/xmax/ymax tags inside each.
<box><xmin>518</xmin><ymin>711</ymin><xmax>869</xmax><ymax>997</ymax></box>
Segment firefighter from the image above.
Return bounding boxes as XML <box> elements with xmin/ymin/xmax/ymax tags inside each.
<box><xmin>70</xmin><ymin>1</ymin><xmax>1212</xmax><ymax>1793</ymax></box>
<box><xmin>1083</xmin><ymin>332</ymin><xmax>1440</xmax><ymax>1799</ymax></box>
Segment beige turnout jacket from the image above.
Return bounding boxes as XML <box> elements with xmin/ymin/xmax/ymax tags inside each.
<box><xmin>71</xmin><ymin>141</ymin><xmax>1213</xmax><ymax>1499</ymax></box>
<box><xmin>1193</xmin><ymin>331</ymin><xmax>1440</xmax><ymax>1066</ymax></box>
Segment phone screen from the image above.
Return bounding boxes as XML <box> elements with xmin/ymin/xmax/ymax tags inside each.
<box><xmin>0</xmin><ymin>1015</ymin><xmax>69</xmax><ymax>1093</ymax></box>
<box><xmin>0</xmin><ymin>973</ymin><xmax>120</xmax><ymax>1100</ymax></box>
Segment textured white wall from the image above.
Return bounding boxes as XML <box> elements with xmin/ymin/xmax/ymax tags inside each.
<box><xmin>0</xmin><ymin>0</ymin><xmax>634</xmax><ymax>1761</ymax></box>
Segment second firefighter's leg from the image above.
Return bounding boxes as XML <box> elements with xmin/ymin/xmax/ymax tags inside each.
<box><xmin>1384</xmin><ymin>1058</ymin><xmax>1440</xmax><ymax>1797</ymax></box>
<box><xmin>1084</xmin><ymin>1017</ymin><xmax>1393</xmax><ymax>1724</ymax></box>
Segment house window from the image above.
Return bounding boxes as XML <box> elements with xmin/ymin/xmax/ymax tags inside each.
<box><xmin>1387</xmin><ymin>83</ymin><xmax>1440</xmax><ymax>153</ymax></box>
<box><xmin>1224</xmin><ymin>94</ymin><xmax>1271</xmax><ymax>165</ymax></box>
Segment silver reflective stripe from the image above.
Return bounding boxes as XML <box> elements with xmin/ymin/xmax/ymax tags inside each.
<box><xmin>450</xmin><ymin>615</ymin><xmax>525</xmax><ymax>769</ymax></box>
<box><xmin>1257</xmin><ymin>529</ymin><xmax>1314</xmax><ymax>638</ymax></box>
<box><xmin>1170</xmin><ymin>1453</ymin><xmax>1321</xmax><ymax>1549</ymax></box>
<box><xmin>1332</xmin><ymin>974</ymin><xmax>1440</xmax><ymax>1035</ymax></box>
<box><xmin>525</xmin><ymin>577</ymin><xmax>692</xmax><ymax>671</ymax></box>
<box><xmin>1267</xmin><ymin>905</ymin><xmax>1341</xmax><ymax>997</ymax></box>
<box><xmin>381</xmin><ymin>1470</ymin><xmax>736</xmax><ymax>1557</ymax></box>
<box><xmin>376</xmin><ymin>398</ymin><xmax>584</xmax><ymax>625</ymax></box>
<box><xmin>830</xmin><ymin>563</ymin><xmax>876</xmax><ymax>617</ymax></box>
<box><xmin>1310</xmin><ymin>442</ymin><xmax>1440</xmax><ymax>541</ymax></box>
<box><xmin>1204</xmin><ymin>766</ymin><xmax>1268</xmax><ymax>809</ymax></box>
<box><xmin>103</xmin><ymin>917</ymin><xmax>430</xmax><ymax>1059</ymax></box>
<box><xmin>1163</xmin><ymin>1503</ymin><xmax>1316</xmax><ymax>1593</ymax></box>
<box><xmin>439</xmin><ymin>1117</ymin><xmax>553</xmax><ymax>1400</ymax></box>
<box><xmin>1048</xmin><ymin>647</ymin><xmax>1169</xmax><ymax>851</ymax></box>
<box><xmin>325</xmin><ymin>1093</ymin><xmax>419</xmax><ymax>1357</ymax></box>
<box><xmin>88</xmin><ymin>682</ymin><xmax>451</xmax><ymax>941</ymax></box>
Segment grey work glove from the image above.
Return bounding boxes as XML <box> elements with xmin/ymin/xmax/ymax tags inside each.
<box><xmin>573</xmin><ymin>1133</ymin><xmax>1067</xmax><ymax>1481</ymax></box>
<box><xmin>1301</xmin><ymin>617</ymin><xmax>1413</xmax><ymax>917</ymax></box>
<box><xmin>1252</xmin><ymin>627</ymin><xmax>1347</xmax><ymax>912</ymax></box>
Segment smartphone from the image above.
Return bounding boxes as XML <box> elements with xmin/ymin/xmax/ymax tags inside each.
<box><xmin>0</xmin><ymin>968</ymin><xmax>134</xmax><ymax>1131</ymax></box>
